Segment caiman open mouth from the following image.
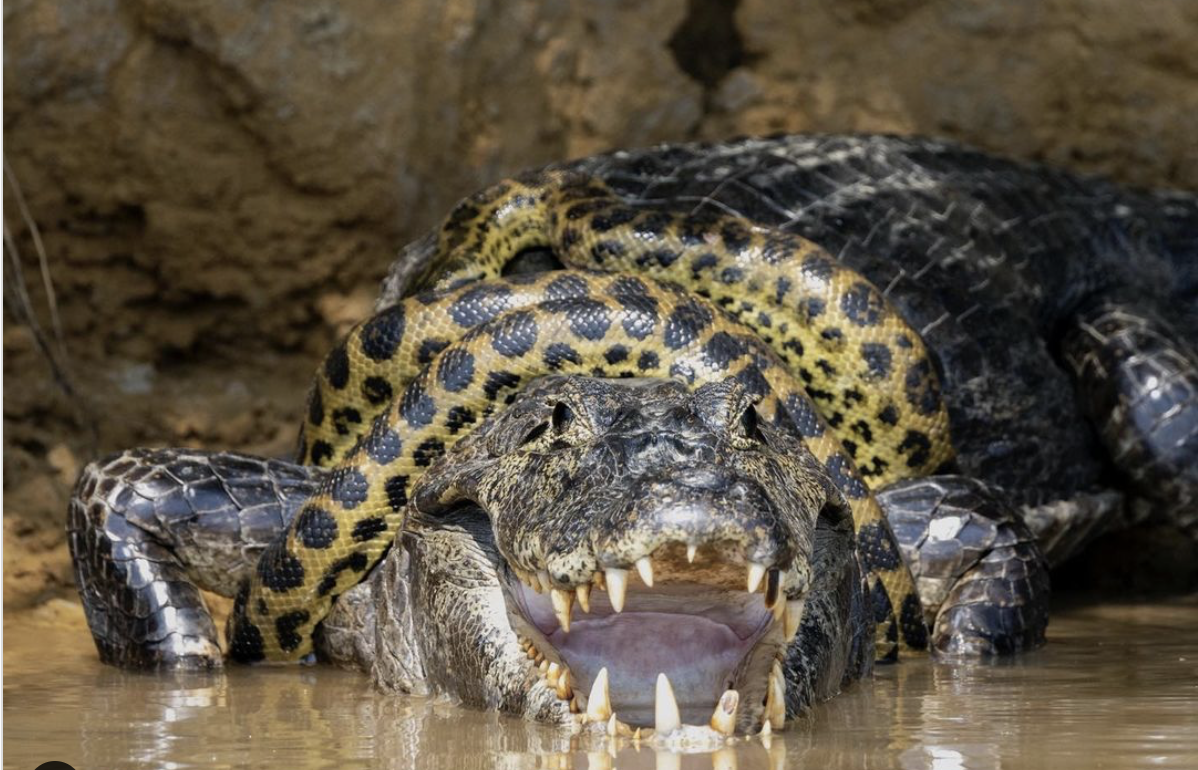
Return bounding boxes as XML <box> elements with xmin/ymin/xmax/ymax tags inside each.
<box><xmin>502</xmin><ymin>542</ymin><xmax>805</xmax><ymax>734</ymax></box>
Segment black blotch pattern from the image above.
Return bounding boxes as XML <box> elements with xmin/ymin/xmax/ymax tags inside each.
<box><xmin>669</xmin><ymin>361</ymin><xmax>697</xmax><ymax>384</ymax></box>
<box><xmin>761</xmin><ymin>236</ymin><xmax>796</xmax><ymax>264</ymax></box>
<box><xmin>802</xmin><ymin>297</ymin><xmax>826</xmax><ymax>320</ymax></box>
<box><xmin>802</xmin><ymin>254</ymin><xmax>835</xmax><ymax>282</ymax></box>
<box><xmin>775</xmin><ymin>276</ymin><xmax>792</xmax><ymax>303</ymax></box>
<box><xmin>324</xmin><ymin>343</ymin><xmax>350</xmax><ymax>389</ymax></box>
<box><xmin>721</xmin><ymin>221</ymin><xmax>751</xmax><ymax>253</ymax></box>
<box><xmin>307</xmin><ymin>388</ymin><xmax>325</xmax><ymax>426</ymax></box>
<box><xmin>703</xmin><ymin>331</ymin><xmax>747</xmax><ymax>370</ymax></box>
<box><xmin>637</xmin><ymin>211</ymin><xmax>674</xmax><ymax>237</ymax></box>
<box><xmin>328</xmin><ymin>467</ymin><xmax>369</xmax><ymax>510</ymax></box>
<box><xmin>898</xmin><ymin>429</ymin><xmax>932</xmax><ymax>468</ymax></box>
<box><xmin>858</xmin><ymin>521</ymin><xmax>902</xmax><ymax>571</ymax></box>
<box><xmin>664</xmin><ymin>300</ymin><xmax>714</xmax><ymax>349</ymax></box>
<box><xmin>316</xmin><ymin>552</ymin><xmax>370</xmax><ymax>597</ymax></box>
<box><xmin>257</xmin><ymin>539</ymin><xmax>306</xmax><ymax>592</ymax></box>
<box><xmin>638</xmin><ymin>350</ymin><xmax>660</xmax><ymax>371</ymax></box>
<box><xmin>870</xmin><ymin>580</ymin><xmax>894</xmax><ymax>625</ymax></box>
<box><xmin>878</xmin><ymin>404</ymin><xmax>900</xmax><ymax>425</ymax></box>
<box><xmin>719</xmin><ymin>266</ymin><xmax>745</xmax><ymax>284</ymax></box>
<box><xmin>691</xmin><ymin>253</ymin><xmax>719</xmax><ymax>275</ymax></box>
<box><xmin>384</xmin><ymin>475</ymin><xmax>409</xmax><ymax>511</ymax></box>
<box><xmin>825</xmin><ymin>453</ymin><xmax>867</xmax><ymax>499</ymax></box>
<box><xmin>904</xmin><ymin>359</ymin><xmax>942</xmax><ymax>416</ymax></box>
<box><xmin>413</xmin><ymin>438</ymin><xmax>446</xmax><ymax>467</ymax></box>
<box><xmin>332</xmin><ymin>407</ymin><xmax>362</xmax><ymax>436</ymax></box>
<box><xmin>400</xmin><ymin>380</ymin><xmax>438</xmax><ymax>428</ymax></box>
<box><xmin>364</xmin><ymin>420</ymin><xmax>402</xmax><ymax>465</ymax></box>
<box><xmin>445</xmin><ymin>405</ymin><xmax>478</xmax><ymax>434</ymax></box>
<box><xmin>615</xmin><ymin>293</ymin><xmax>659</xmax><ymax>339</ymax></box>
<box><xmin>484</xmin><ymin>371</ymin><xmax>522</xmax><ymax>401</ymax></box>
<box><xmin>591</xmin><ymin>240</ymin><xmax>626</xmax><ymax>263</ymax></box>
<box><xmin>437</xmin><ymin>348</ymin><xmax>476</xmax><ymax>392</ymax></box>
<box><xmin>296</xmin><ymin>506</ymin><xmax>339</xmax><ymax>549</ymax></box>
<box><xmin>490</xmin><ymin>310</ymin><xmax>539</xmax><ymax>357</ymax></box>
<box><xmin>861</xmin><ymin>343</ymin><xmax>893</xmax><ymax>379</ymax></box>
<box><xmin>735</xmin><ymin>366</ymin><xmax>770</xmax><ymax>398</ymax></box>
<box><xmin>310</xmin><ymin>440</ymin><xmax>334</xmax><ymax>465</ymax></box>
<box><xmin>901</xmin><ymin>593</ymin><xmax>929</xmax><ymax>649</ymax></box>
<box><xmin>449</xmin><ymin>285</ymin><xmax>515</xmax><ymax>328</ymax></box>
<box><xmin>418</xmin><ymin>338</ymin><xmax>451</xmax><ymax>364</ymax></box>
<box><xmin>352</xmin><ymin>516</ymin><xmax>388</xmax><ymax>543</ymax></box>
<box><xmin>546</xmin><ymin>274</ymin><xmax>590</xmax><ymax>300</ymax></box>
<box><xmin>362</xmin><ymin>376</ymin><xmax>394</xmax><ymax>406</ymax></box>
<box><xmin>590</xmin><ymin>207</ymin><xmax>639</xmax><ymax>232</ymax></box>
<box><xmin>544</xmin><ymin>342</ymin><xmax>583</xmax><ymax>370</ymax></box>
<box><xmin>820</xmin><ymin>327</ymin><xmax>844</xmax><ymax>344</ymax></box>
<box><xmin>784</xmin><ymin>393</ymin><xmax>825</xmax><ymax>437</ymax></box>
<box><xmin>229</xmin><ymin>590</ymin><xmax>265</xmax><ymax>662</ymax></box>
<box><xmin>563</xmin><ymin>298</ymin><xmax>612</xmax><ymax>340</ymax></box>
<box><xmin>636</xmin><ymin>248</ymin><xmax>681</xmax><ymax>268</ymax></box>
<box><xmin>841</xmin><ymin>282</ymin><xmax>885</xmax><ymax>327</ymax></box>
<box><xmin>604</xmin><ymin>344</ymin><xmax>630</xmax><ymax>365</ymax></box>
<box><xmin>852</xmin><ymin>419</ymin><xmax>874</xmax><ymax>444</ymax></box>
<box><xmin>275</xmin><ymin>610</ymin><xmax>311</xmax><ymax>652</ymax></box>
<box><xmin>360</xmin><ymin>306</ymin><xmax>406</xmax><ymax>361</ymax></box>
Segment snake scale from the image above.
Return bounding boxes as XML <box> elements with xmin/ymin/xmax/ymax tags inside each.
<box><xmin>230</xmin><ymin>171</ymin><xmax>955</xmax><ymax>663</ymax></box>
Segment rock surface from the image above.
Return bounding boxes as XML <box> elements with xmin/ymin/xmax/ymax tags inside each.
<box><xmin>4</xmin><ymin>0</ymin><xmax>1197</xmax><ymax>602</ymax></box>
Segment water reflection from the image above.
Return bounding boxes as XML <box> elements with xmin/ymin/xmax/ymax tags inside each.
<box><xmin>5</xmin><ymin>595</ymin><xmax>1197</xmax><ymax>769</ymax></box>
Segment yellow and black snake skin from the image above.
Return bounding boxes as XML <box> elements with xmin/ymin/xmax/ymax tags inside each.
<box><xmin>231</xmin><ymin>172</ymin><xmax>955</xmax><ymax>663</ymax></box>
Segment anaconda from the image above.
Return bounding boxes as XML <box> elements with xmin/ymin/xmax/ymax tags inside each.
<box><xmin>69</xmin><ymin>134</ymin><xmax>1198</xmax><ymax>738</ymax></box>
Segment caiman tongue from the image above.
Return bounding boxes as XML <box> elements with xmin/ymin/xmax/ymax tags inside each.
<box><xmin>507</xmin><ymin>543</ymin><xmax>804</xmax><ymax>730</ymax></box>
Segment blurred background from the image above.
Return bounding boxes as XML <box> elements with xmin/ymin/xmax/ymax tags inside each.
<box><xmin>5</xmin><ymin>0</ymin><xmax>1198</xmax><ymax>608</ymax></box>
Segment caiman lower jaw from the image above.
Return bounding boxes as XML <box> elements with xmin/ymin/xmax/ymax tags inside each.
<box><xmin>503</xmin><ymin>549</ymin><xmax>806</xmax><ymax>734</ymax></box>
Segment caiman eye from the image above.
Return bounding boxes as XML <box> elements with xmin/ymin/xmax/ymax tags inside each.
<box><xmin>738</xmin><ymin>404</ymin><xmax>765</xmax><ymax>444</ymax></box>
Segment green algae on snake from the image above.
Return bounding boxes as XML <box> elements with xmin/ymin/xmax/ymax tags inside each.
<box><xmin>236</xmin><ymin>272</ymin><xmax>926</xmax><ymax>662</ymax></box>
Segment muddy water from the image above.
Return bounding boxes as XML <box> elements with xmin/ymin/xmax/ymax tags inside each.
<box><xmin>5</xmin><ymin>595</ymin><xmax>1197</xmax><ymax>770</ymax></box>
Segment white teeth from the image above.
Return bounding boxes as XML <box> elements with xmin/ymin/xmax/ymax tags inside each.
<box><xmin>575</xmin><ymin>584</ymin><xmax>591</xmax><ymax>614</ymax></box>
<box><xmin>605</xmin><ymin>568</ymin><xmax>628</xmax><ymax>612</ymax></box>
<box><xmin>710</xmin><ymin>689</ymin><xmax>739</xmax><ymax>735</ymax></box>
<box><xmin>766</xmin><ymin>660</ymin><xmax>786</xmax><ymax>730</ymax></box>
<box><xmin>772</xmin><ymin>594</ymin><xmax>786</xmax><ymax>621</ymax></box>
<box><xmin>550</xmin><ymin>588</ymin><xmax>574</xmax><ymax>633</ymax></box>
<box><xmin>759</xmin><ymin>718</ymin><xmax>772</xmax><ymax>747</ymax></box>
<box><xmin>538</xmin><ymin>570</ymin><xmax>552</xmax><ymax>593</ymax></box>
<box><xmin>686</xmin><ymin>544</ymin><xmax>697</xmax><ymax>563</ymax></box>
<box><xmin>784</xmin><ymin>599</ymin><xmax>805</xmax><ymax>641</ymax></box>
<box><xmin>747</xmin><ymin>562</ymin><xmax>766</xmax><ymax>593</ymax></box>
<box><xmin>635</xmin><ymin>556</ymin><xmax>655</xmax><ymax>587</ymax></box>
<box><xmin>607</xmin><ymin>713</ymin><xmax>618</xmax><ymax>737</ymax></box>
<box><xmin>655</xmin><ymin>673</ymin><xmax>681</xmax><ymax>735</ymax></box>
<box><xmin>764</xmin><ymin>568</ymin><xmax>781</xmax><ymax>608</ymax></box>
<box><xmin>555</xmin><ymin>667</ymin><xmax>572</xmax><ymax>700</ymax></box>
<box><xmin>547</xmin><ymin>661</ymin><xmax>561</xmax><ymax>687</ymax></box>
<box><xmin>585</xmin><ymin>667</ymin><xmax>611</xmax><ymax>722</ymax></box>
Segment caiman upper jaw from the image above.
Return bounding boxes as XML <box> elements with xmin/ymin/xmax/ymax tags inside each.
<box><xmin>504</xmin><ymin>540</ymin><xmax>807</xmax><ymax>734</ymax></box>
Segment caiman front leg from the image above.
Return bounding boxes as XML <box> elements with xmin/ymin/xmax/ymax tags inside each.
<box><xmin>876</xmin><ymin>475</ymin><xmax>1051</xmax><ymax>656</ymax></box>
<box><xmin>67</xmin><ymin>449</ymin><xmax>323</xmax><ymax>669</ymax></box>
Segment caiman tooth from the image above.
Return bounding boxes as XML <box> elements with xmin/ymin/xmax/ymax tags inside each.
<box><xmin>539</xmin><ymin>659</ymin><xmax>550</xmax><ymax>674</ymax></box>
<box><xmin>575</xmin><ymin>584</ymin><xmax>591</xmax><ymax>614</ymax></box>
<box><xmin>607</xmin><ymin>713</ymin><xmax>618</xmax><ymax>737</ymax></box>
<box><xmin>746</xmin><ymin>562</ymin><xmax>766</xmax><ymax>594</ymax></box>
<box><xmin>547</xmin><ymin>661</ymin><xmax>561</xmax><ymax>687</ymax></box>
<box><xmin>551</xmin><ymin>588</ymin><xmax>574</xmax><ymax>633</ymax></box>
<box><xmin>585</xmin><ymin>667</ymin><xmax>611</xmax><ymax>722</ymax></box>
<box><xmin>784</xmin><ymin>599</ymin><xmax>805</xmax><ymax>641</ymax></box>
<box><xmin>555</xmin><ymin>667</ymin><xmax>573</xmax><ymax>701</ymax></box>
<box><xmin>764</xmin><ymin>568</ymin><xmax>781</xmax><ymax>609</ymax></box>
<box><xmin>686</xmin><ymin>544</ymin><xmax>697</xmax><ymax>563</ymax></box>
<box><xmin>765</xmin><ymin>660</ymin><xmax>786</xmax><ymax>730</ymax></box>
<box><xmin>593</xmin><ymin>570</ymin><xmax>607</xmax><ymax>591</ymax></box>
<box><xmin>605</xmin><ymin>568</ymin><xmax>628</xmax><ymax>612</ymax></box>
<box><xmin>710</xmin><ymin>689</ymin><xmax>739</xmax><ymax>736</ymax></box>
<box><xmin>772</xmin><ymin>595</ymin><xmax>786</xmax><ymax>622</ymax></box>
<box><xmin>759</xmin><ymin>718</ymin><xmax>772</xmax><ymax>747</ymax></box>
<box><xmin>655</xmin><ymin>673</ymin><xmax>681</xmax><ymax>735</ymax></box>
<box><xmin>635</xmin><ymin>556</ymin><xmax>655</xmax><ymax>587</ymax></box>
<box><xmin>538</xmin><ymin>570</ymin><xmax>553</xmax><ymax>593</ymax></box>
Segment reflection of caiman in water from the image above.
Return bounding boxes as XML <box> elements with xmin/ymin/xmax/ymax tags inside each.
<box><xmin>67</xmin><ymin>135</ymin><xmax>1198</xmax><ymax>742</ymax></box>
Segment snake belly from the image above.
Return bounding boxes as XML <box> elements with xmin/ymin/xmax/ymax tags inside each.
<box><xmin>232</xmin><ymin>272</ymin><xmax>927</xmax><ymax>662</ymax></box>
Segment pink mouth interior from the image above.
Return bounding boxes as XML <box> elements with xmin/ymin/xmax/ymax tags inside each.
<box><xmin>512</xmin><ymin>580</ymin><xmax>775</xmax><ymax>725</ymax></box>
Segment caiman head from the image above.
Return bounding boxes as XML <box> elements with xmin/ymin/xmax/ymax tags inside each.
<box><xmin>324</xmin><ymin>375</ymin><xmax>873</xmax><ymax>737</ymax></box>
